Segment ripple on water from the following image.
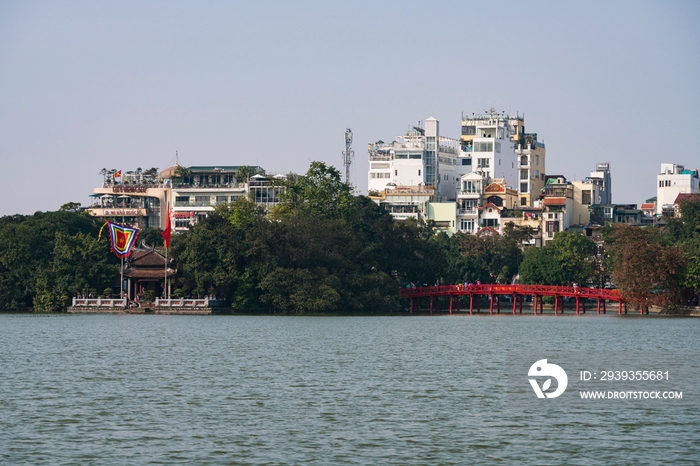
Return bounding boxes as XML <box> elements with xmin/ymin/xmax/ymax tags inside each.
<box><xmin>0</xmin><ymin>314</ymin><xmax>698</xmax><ymax>465</ymax></box>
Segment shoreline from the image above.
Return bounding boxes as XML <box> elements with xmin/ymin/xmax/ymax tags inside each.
<box><xmin>2</xmin><ymin>304</ymin><xmax>699</xmax><ymax>317</ymax></box>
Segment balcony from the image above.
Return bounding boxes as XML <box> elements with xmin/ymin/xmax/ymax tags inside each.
<box><xmin>457</xmin><ymin>208</ymin><xmax>478</xmax><ymax>216</ymax></box>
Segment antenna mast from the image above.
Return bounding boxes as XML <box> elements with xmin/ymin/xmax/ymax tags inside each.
<box><xmin>342</xmin><ymin>128</ymin><xmax>354</xmax><ymax>184</ymax></box>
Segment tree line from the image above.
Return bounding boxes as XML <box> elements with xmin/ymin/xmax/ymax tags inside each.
<box><xmin>1</xmin><ymin>162</ymin><xmax>698</xmax><ymax>312</ymax></box>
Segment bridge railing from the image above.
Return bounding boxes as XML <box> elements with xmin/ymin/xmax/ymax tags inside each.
<box><xmin>400</xmin><ymin>284</ymin><xmax>622</xmax><ymax>301</ymax></box>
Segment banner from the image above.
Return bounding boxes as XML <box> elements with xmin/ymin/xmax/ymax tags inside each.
<box><xmin>162</xmin><ymin>205</ymin><xmax>172</xmax><ymax>249</ymax></box>
<box><xmin>107</xmin><ymin>221</ymin><xmax>139</xmax><ymax>258</ymax></box>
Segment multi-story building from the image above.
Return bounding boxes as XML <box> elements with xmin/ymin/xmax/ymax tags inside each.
<box><xmin>459</xmin><ymin>112</ymin><xmax>518</xmax><ymax>188</ymax></box>
<box><xmin>540</xmin><ymin>176</ymin><xmax>573</xmax><ymax>245</ymax></box>
<box><xmin>88</xmin><ymin>164</ymin><xmax>283</xmax><ymax>232</ymax></box>
<box><xmin>170</xmin><ymin>166</ymin><xmax>255</xmax><ymax>231</ymax></box>
<box><xmin>656</xmin><ymin>163</ymin><xmax>700</xmax><ymax>215</ymax></box>
<box><xmin>368</xmin><ymin>117</ymin><xmax>459</xmax><ymax>201</ymax></box>
<box><xmin>588</xmin><ymin>163</ymin><xmax>612</xmax><ymax>205</ymax></box>
<box><xmin>515</xmin><ymin>135</ymin><xmax>546</xmax><ymax>208</ymax></box>
<box><xmin>368</xmin><ymin>185</ymin><xmax>435</xmax><ymax>221</ymax></box>
<box><xmin>453</xmin><ymin>174</ymin><xmax>517</xmax><ymax>235</ymax></box>
<box><xmin>87</xmin><ymin>170</ymin><xmax>170</xmax><ymax>230</ymax></box>
<box><xmin>459</xmin><ymin>110</ymin><xmax>545</xmax><ymax>207</ymax></box>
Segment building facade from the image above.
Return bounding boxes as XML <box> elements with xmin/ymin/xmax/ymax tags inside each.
<box><xmin>368</xmin><ymin>117</ymin><xmax>459</xmax><ymax>201</ymax></box>
<box><xmin>656</xmin><ymin>163</ymin><xmax>700</xmax><ymax>215</ymax></box>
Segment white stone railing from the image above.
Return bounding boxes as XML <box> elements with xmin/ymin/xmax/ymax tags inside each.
<box><xmin>72</xmin><ymin>298</ymin><xmax>127</xmax><ymax>308</ymax></box>
<box><xmin>154</xmin><ymin>297</ymin><xmax>223</xmax><ymax>308</ymax></box>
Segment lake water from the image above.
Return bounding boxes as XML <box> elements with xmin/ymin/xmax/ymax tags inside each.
<box><xmin>1</xmin><ymin>313</ymin><xmax>698</xmax><ymax>465</ymax></box>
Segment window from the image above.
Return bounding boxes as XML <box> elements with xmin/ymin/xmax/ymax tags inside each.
<box><xmin>582</xmin><ymin>190</ymin><xmax>592</xmax><ymax>205</ymax></box>
<box><xmin>477</xmin><ymin>158</ymin><xmax>490</xmax><ymax>168</ymax></box>
<box><xmin>462</xmin><ymin>181</ymin><xmax>481</xmax><ymax>194</ymax></box>
<box><xmin>520</xmin><ymin>183</ymin><xmax>528</xmax><ymax>192</ymax></box>
<box><xmin>461</xmin><ymin>158</ymin><xmax>472</xmax><ymax>166</ymax></box>
<box><xmin>460</xmin><ymin>218</ymin><xmax>475</xmax><ymax>232</ymax></box>
<box><xmin>495</xmin><ymin>142</ymin><xmax>501</xmax><ymax>153</ymax></box>
<box><xmin>546</xmin><ymin>221</ymin><xmax>559</xmax><ymax>238</ymax></box>
<box><xmin>462</xmin><ymin>125</ymin><xmax>476</xmax><ymax>135</ymax></box>
<box><xmin>482</xmin><ymin>218</ymin><xmax>499</xmax><ymax>227</ymax></box>
<box><xmin>520</xmin><ymin>170</ymin><xmax>528</xmax><ymax>180</ymax></box>
<box><xmin>195</xmin><ymin>196</ymin><xmax>210</xmax><ymax>206</ymax></box>
<box><xmin>395</xmin><ymin>170</ymin><xmax>398</xmax><ymax>176</ymax></box>
<box><xmin>215</xmin><ymin>195</ymin><xmax>228</xmax><ymax>205</ymax></box>
<box><xmin>409</xmin><ymin>153</ymin><xmax>422</xmax><ymax>159</ymax></box>
<box><xmin>474</xmin><ymin>142</ymin><xmax>494</xmax><ymax>152</ymax></box>
<box><xmin>521</xmin><ymin>197</ymin><xmax>527</xmax><ymax>206</ymax></box>
<box><xmin>535</xmin><ymin>155</ymin><xmax>539</xmax><ymax>165</ymax></box>
<box><xmin>395</xmin><ymin>152</ymin><xmax>408</xmax><ymax>159</ymax></box>
<box><xmin>418</xmin><ymin>169</ymin><xmax>421</xmax><ymax>176</ymax></box>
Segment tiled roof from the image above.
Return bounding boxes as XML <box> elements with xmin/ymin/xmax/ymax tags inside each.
<box><xmin>543</xmin><ymin>198</ymin><xmax>566</xmax><ymax>206</ymax></box>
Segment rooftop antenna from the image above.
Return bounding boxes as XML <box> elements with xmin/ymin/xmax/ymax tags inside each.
<box><xmin>343</xmin><ymin>127</ymin><xmax>354</xmax><ymax>185</ymax></box>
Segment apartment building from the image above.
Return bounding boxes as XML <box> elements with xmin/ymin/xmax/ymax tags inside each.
<box><xmin>368</xmin><ymin>117</ymin><xmax>460</xmax><ymax>202</ymax></box>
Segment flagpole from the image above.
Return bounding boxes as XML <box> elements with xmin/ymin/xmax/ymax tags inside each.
<box><xmin>165</xmin><ymin>241</ymin><xmax>168</xmax><ymax>300</ymax></box>
<box><xmin>120</xmin><ymin>256</ymin><xmax>124</xmax><ymax>301</ymax></box>
<box><xmin>163</xmin><ymin>203</ymin><xmax>170</xmax><ymax>300</ymax></box>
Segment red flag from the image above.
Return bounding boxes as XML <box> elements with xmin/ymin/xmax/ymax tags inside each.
<box><xmin>162</xmin><ymin>205</ymin><xmax>171</xmax><ymax>249</ymax></box>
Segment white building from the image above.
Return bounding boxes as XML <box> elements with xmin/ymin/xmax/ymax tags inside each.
<box><xmin>459</xmin><ymin>111</ymin><xmax>544</xmax><ymax>207</ymax></box>
<box><xmin>656</xmin><ymin>163</ymin><xmax>700</xmax><ymax>215</ymax></box>
<box><xmin>587</xmin><ymin>162</ymin><xmax>612</xmax><ymax>205</ymax></box>
<box><xmin>368</xmin><ymin>117</ymin><xmax>459</xmax><ymax>201</ymax></box>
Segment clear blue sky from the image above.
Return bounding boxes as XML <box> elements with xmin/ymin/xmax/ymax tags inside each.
<box><xmin>1</xmin><ymin>0</ymin><xmax>698</xmax><ymax>216</ymax></box>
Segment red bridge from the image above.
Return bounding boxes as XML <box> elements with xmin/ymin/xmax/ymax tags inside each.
<box><xmin>399</xmin><ymin>284</ymin><xmax>640</xmax><ymax>315</ymax></box>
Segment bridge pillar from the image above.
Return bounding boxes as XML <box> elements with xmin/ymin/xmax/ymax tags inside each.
<box><xmin>576</xmin><ymin>298</ymin><xmax>580</xmax><ymax>314</ymax></box>
<box><xmin>430</xmin><ymin>297</ymin><xmax>433</xmax><ymax>315</ymax></box>
<box><xmin>489</xmin><ymin>294</ymin><xmax>494</xmax><ymax>315</ymax></box>
<box><xmin>618</xmin><ymin>301</ymin><xmax>622</xmax><ymax>315</ymax></box>
<box><xmin>603</xmin><ymin>299</ymin><xmax>606</xmax><ymax>314</ymax></box>
<box><xmin>533</xmin><ymin>295</ymin><xmax>538</xmax><ymax>315</ymax></box>
<box><xmin>449</xmin><ymin>296</ymin><xmax>453</xmax><ymax>314</ymax></box>
<box><xmin>596</xmin><ymin>298</ymin><xmax>601</xmax><ymax>315</ymax></box>
<box><xmin>469</xmin><ymin>295</ymin><xmax>473</xmax><ymax>315</ymax></box>
<box><xmin>512</xmin><ymin>294</ymin><xmax>517</xmax><ymax>314</ymax></box>
<box><xmin>410</xmin><ymin>297</ymin><xmax>413</xmax><ymax>315</ymax></box>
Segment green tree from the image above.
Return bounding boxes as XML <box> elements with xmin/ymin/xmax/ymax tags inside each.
<box><xmin>0</xmin><ymin>210</ymin><xmax>113</xmax><ymax>311</ymax></box>
<box><xmin>271</xmin><ymin>161</ymin><xmax>353</xmax><ymax>220</ymax></box>
<box><xmin>519</xmin><ymin>231</ymin><xmax>596</xmax><ymax>285</ymax></box>
<box><xmin>34</xmin><ymin>232</ymin><xmax>119</xmax><ymax>310</ymax></box>
<box><xmin>60</xmin><ymin>202</ymin><xmax>82</xmax><ymax>212</ymax></box>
